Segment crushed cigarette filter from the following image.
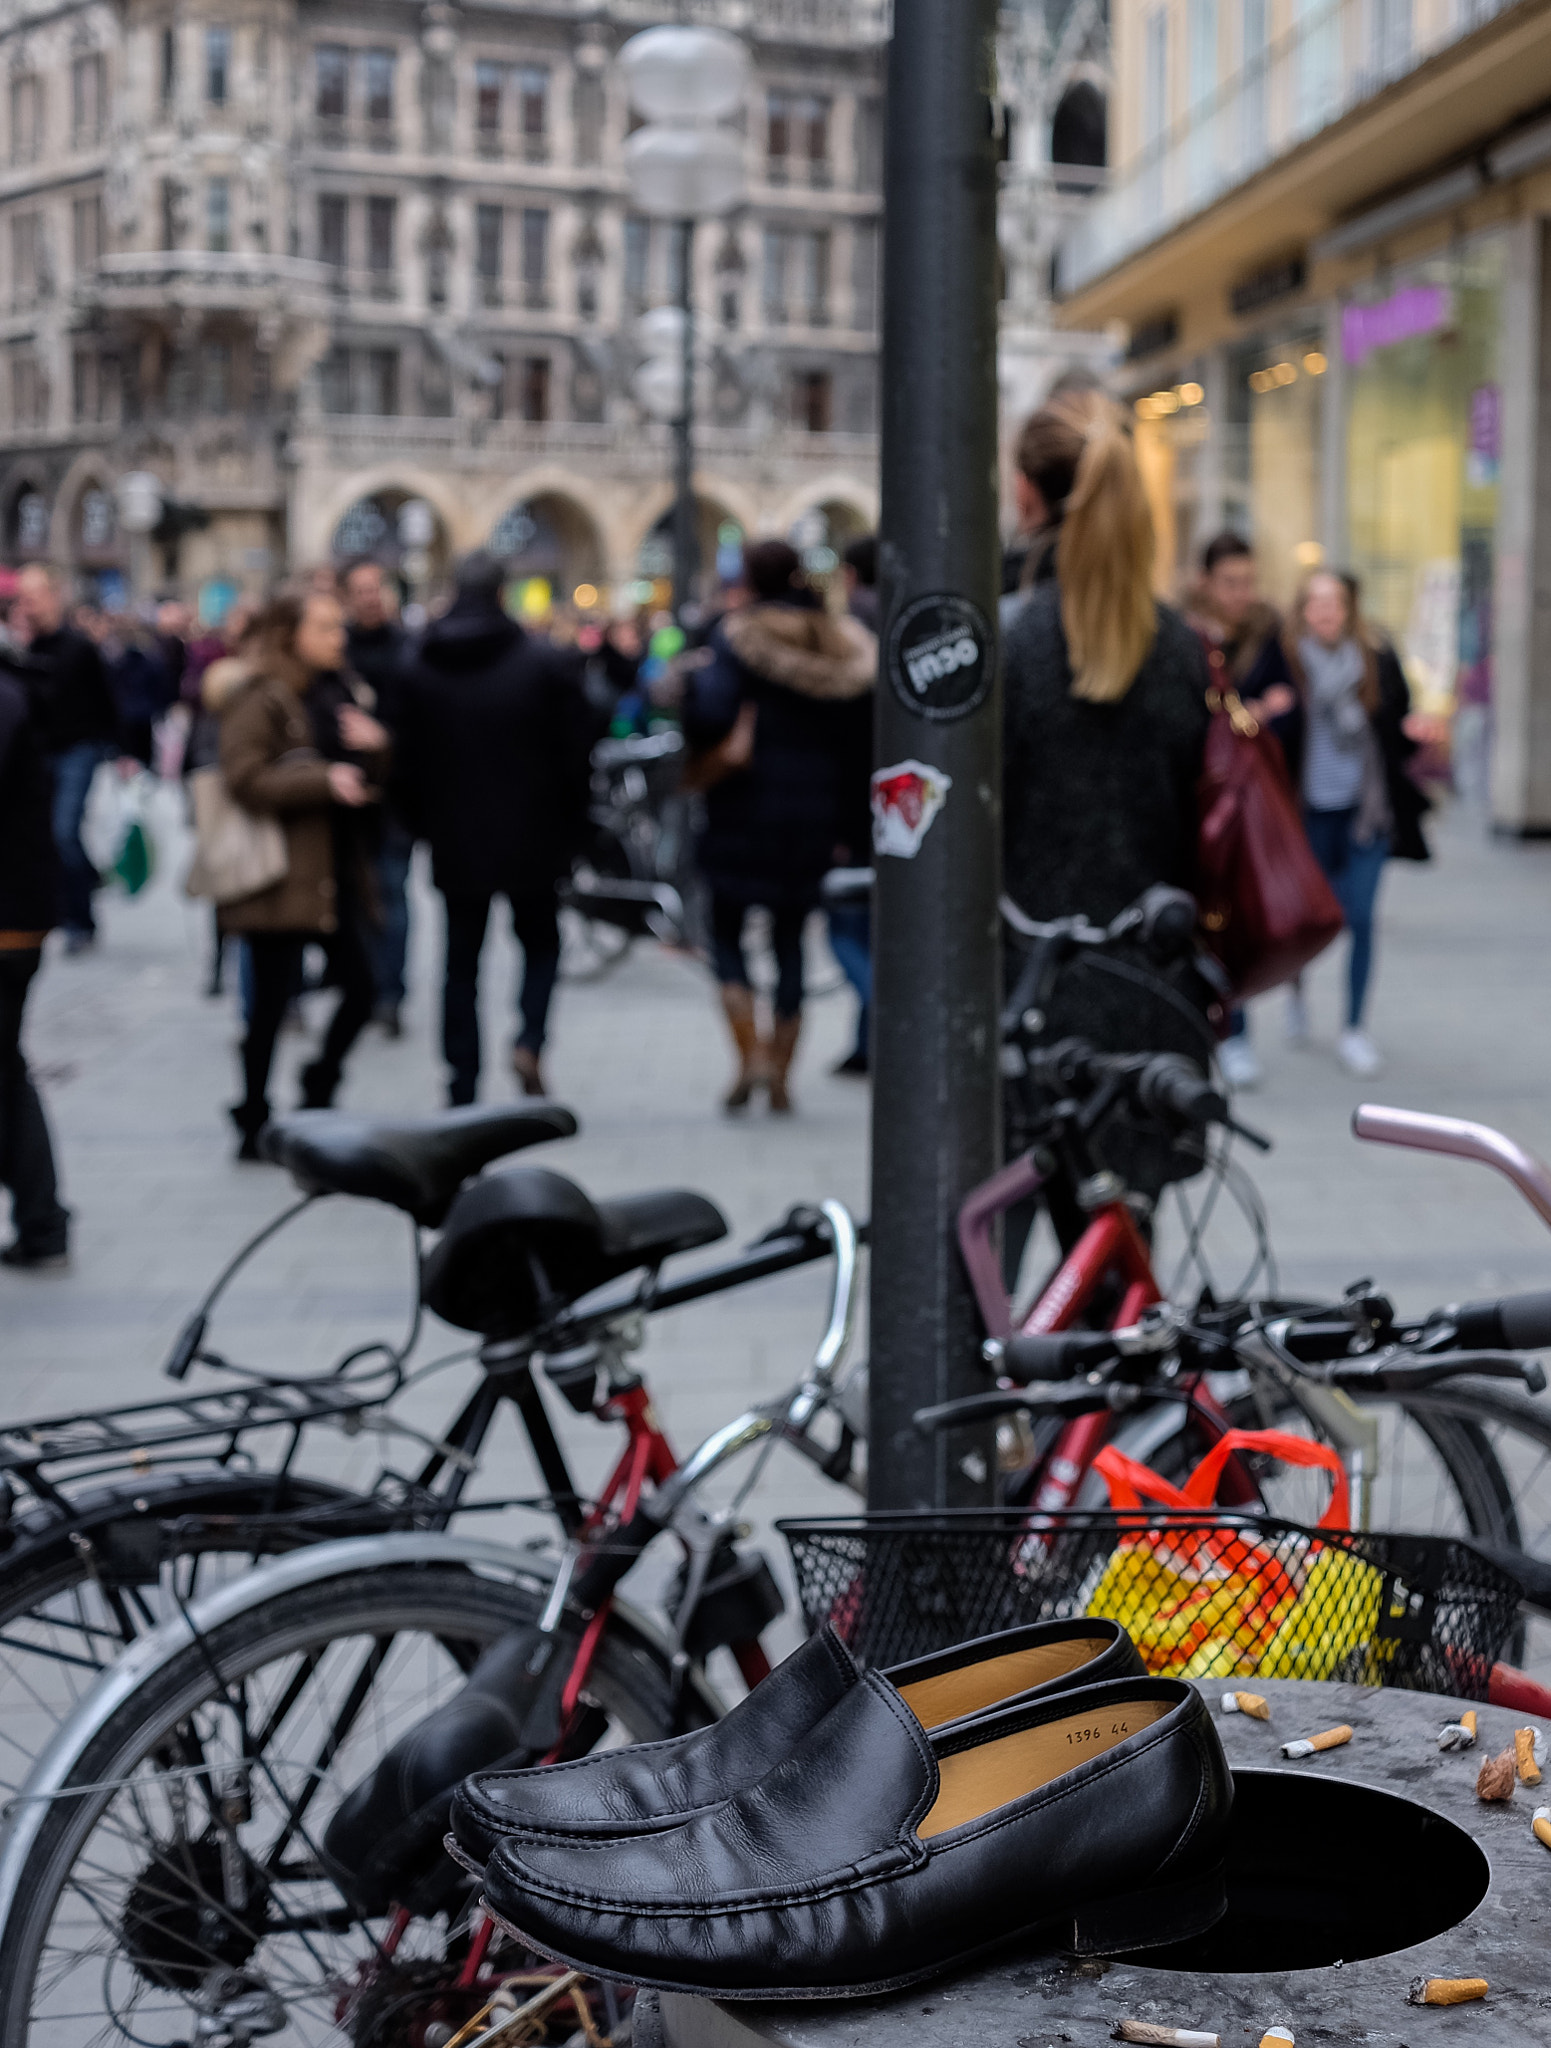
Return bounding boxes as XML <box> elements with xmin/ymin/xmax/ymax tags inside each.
<box><xmin>1476</xmin><ymin>1747</ymin><xmax>1517</xmax><ymax>1801</ymax></box>
<box><xmin>1221</xmin><ymin>1690</ymin><xmax>1271</xmax><ymax>1720</ymax></box>
<box><xmin>1438</xmin><ymin>1712</ymin><xmax>1478</xmax><ymax>1751</ymax></box>
<box><xmin>1533</xmin><ymin>1805</ymin><xmax>1551</xmax><ymax>1850</ymax></box>
<box><xmin>1408</xmin><ymin>1977</ymin><xmax>1488</xmax><ymax>2007</ymax></box>
<box><xmin>1113</xmin><ymin>2027</ymin><xmax>1221</xmax><ymax>2047</ymax></box>
<box><xmin>1280</xmin><ymin>1723</ymin><xmax>1352</xmax><ymax>1759</ymax></box>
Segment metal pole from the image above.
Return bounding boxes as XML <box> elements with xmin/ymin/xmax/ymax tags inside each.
<box><xmin>868</xmin><ymin>0</ymin><xmax>1002</xmax><ymax>1509</ymax></box>
<box><xmin>672</xmin><ymin>216</ymin><xmax>697</xmax><ymax>623</ymax></box>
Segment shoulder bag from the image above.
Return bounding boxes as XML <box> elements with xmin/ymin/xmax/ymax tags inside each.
<box><xmin>184</xmin><ymin>764</ymin><xmax>289</xmax><ymax>907</ymax></box>
<box><xmin>680</xmin><ymin>701</ymin><xmax>757</xmax><ymax>795</ymax></box>
<box><xmin>1196</xmin><ymin>650</ymin><xmax>1343</xmax><ymax>1001</ymax></box>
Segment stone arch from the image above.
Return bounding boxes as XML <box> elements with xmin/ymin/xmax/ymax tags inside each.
<box><xmin>53</xmin><ymin>452</ymin><xmax>125</xmax><ymax>583</ymax></box>
<box><xmin>1051</xmin><ymin>79</ymin><xmax>1106</xmax><ymax>170</ymax></box>
<box><xmin>3</xmin><ymin>471</ymin><xmax>51</xmax><ymax>563</ymax></box>
<box><xmin>769</xmin><ymin>475</ymin><xmax>879</xmax><ymax>545</ymax></box>
<box><xmin>487</xmin><ymin>486</ymin><xmax>607</xmax><ymax>598</ymax></box>
<box><xmin>621</xmin><ymin>475</ymin><xmax>761</xmax><ymax>598</ymax></box>
<box><xmin>299</xmin><ymin>464</ymin><xmax>467</xmax><ymax>568</ymax></box>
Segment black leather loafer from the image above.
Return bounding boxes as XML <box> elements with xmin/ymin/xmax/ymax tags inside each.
<box><xmin>450</xmin><ymin>1616</ymin><xmax>1143</xmax><ymax>1868</ymax></box>
<box><xmin>479</xmin><ymin>1674</ymin><xmax>1231</xmax><ymax>2000</ymax></box>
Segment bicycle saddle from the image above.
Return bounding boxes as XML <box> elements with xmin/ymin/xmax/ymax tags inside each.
<box><xmin>423</xmin><ymin>1165</ymin><xmax>728</xmax><ymax>1336</ymax></box>
<box><xmin>260</xmin><ymin>1105</ymin><xmax>578</xmax><ymax>1227</ymax></box>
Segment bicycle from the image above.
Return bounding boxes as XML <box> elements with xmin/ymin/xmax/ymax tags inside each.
<box><xmin>560</xmin><ymin>731</ymin><xmax>692</xmax><ymax>979</ymax></box>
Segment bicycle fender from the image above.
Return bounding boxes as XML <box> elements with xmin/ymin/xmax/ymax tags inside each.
<box><xmin>0</xmin><ymin>1531</ymin><xmax>725</xmax><ymax>1947</ymax></box>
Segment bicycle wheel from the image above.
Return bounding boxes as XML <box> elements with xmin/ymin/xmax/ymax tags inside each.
<box><xmin>0</xmin><ymin>1560</ymin><xmax>694</xmax><ymax>2047</ymax></box>
<box><xmin>559</xmin><ymin>830</ymin><xmax>635</xmax><ymax>982</ymax></box>
<box><xmin>0</xmin><ymin>1473</ymin><xmax>382</xmax><ymax>1802</ymax></box>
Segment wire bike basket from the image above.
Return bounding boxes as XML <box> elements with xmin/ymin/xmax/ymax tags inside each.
<box><xmin>777</xmin><ymin>1511</ymin><xmax>1524</xmax><ymax>1702</ymax></box>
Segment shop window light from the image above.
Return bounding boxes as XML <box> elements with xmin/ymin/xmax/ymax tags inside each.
<box><xmin>1303</xmin><ymin>350</ymin><xmax>1328</xmax><ymax>375</ymax></box>
<box><xmin>1178</xmin><ymin>381</ymin><xmax>1204</xmax><ymax>405</ymax></box>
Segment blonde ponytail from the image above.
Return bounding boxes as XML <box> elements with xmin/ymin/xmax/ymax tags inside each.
<box><xmin>1055</xmin><ymin>400</ymin><xmax>1157</xmax><ymax>703</ymax></box>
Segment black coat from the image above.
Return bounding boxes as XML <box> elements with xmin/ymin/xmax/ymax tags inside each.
<box><xmin>1003</xmin><ymin>585</ymin><xmax>1214</xmax><ymax>1196</ymax></box>
<box><xmin>346</xmin><ymin>621</ymin><xmax>408</xmax><ymax>726</ymax></box>
<box><xmin>0</xmin><ymin>672</ymin><xmax>61</xmax><ymax>933</ymax></box>
<box><xmin>8</xmin><ymin>625</ymin><xmax>117</xmax><ymax>752</ymax></box>
<box><xmin>392</xmin><ymin>597</ymin><xmax>592</xmax><ymax>901</ymax></box>
<box><xmin>683</xmin><ymin>599</ymin><xmax>876</xmax><ymax>910</ymax></box>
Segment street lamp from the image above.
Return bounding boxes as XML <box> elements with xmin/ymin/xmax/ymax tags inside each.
<box><xmin>619</xmin><ymin>25</ymin><xmax>749</xmax><ymax>621</ymax></box>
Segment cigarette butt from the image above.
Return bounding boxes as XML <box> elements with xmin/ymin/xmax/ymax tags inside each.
<box><xmin>1477</xmin><ymin>1747</ymin><xmax>1517</xmax><ymax>1801</ymax></box>
<box><xmin>1221</xmin><ymin>1690</ymin><xmax>1271</xmax><ymax>1720</ymax></box>
<box><xmin>1258</xmin><ymin>2032</ymin><xmax>1295</xmax><ymax>2047</ymax></box>
<box><xmin>1533</xmin><ymin>1805</ymin><xmax>1551</xmax><ymax>1849</ymax></box>
<box><xmin>1462</xmin><ymin>1709</ymin><xmax>1478</xmax><ymax>1740</ymax></box>
<box><xmin>1281</xmin><ymin>1724</ymin><xmax>1352</xmax><ymax>1759</ymax></box>
<box><xmin>1517</xmin><ymin>1727</ymin><xmax>1543</xmax><ymax>1784</ymax></box>
<box><xmin>1408</xmin><ymin>1977</ymin><xmax>1488</xmax><ymax>2006</ymax></box>
<box><xmin>1438</xmin><ymin>1718</ymin><xmax>1477</xmax><ymax>1751</ymax></box>
<box><xmin>1113</xmin><ymin>2026</ymin><xmax>1221</xmax><ymax>2047</ymax></box>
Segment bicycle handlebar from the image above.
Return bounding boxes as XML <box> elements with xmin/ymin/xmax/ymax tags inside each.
<box><xmin>1439</xmin><ymin>1289</ymin><xmax>1551</xmax><ymax>1355</ymax></box>
<box><xmin>986</xmin><ymin>1330</ymin><xmax>1123</xmax><ymax>1384</ymax></box>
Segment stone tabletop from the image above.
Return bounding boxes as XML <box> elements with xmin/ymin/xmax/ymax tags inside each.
<box><xmin>647</xmin><ymin>1679</ymin><xmax>1551</xmax><ymax>2048</ymax></box>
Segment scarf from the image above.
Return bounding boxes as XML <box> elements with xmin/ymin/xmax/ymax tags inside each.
<box><xmin>1299</xmin><ymin>634</ymin><xmax>1368</xmax><ymax>747</ymax></box>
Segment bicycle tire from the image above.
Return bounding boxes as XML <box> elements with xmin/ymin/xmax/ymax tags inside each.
<box><xmin>0</xmin><ymin>1471</ymin><xmax>381</xmax><ymax>1800</ymax></box>
<box><xmin>0</xmin><ymin>1559</ymin><xmax>700</xmax><ymax>2047</ymax></box>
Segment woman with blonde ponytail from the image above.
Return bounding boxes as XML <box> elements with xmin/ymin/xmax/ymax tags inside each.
<box><xmin>1000</xmin><ymin>391</ymin><xmax>1214</xmax><ymax>1271</ymax></box>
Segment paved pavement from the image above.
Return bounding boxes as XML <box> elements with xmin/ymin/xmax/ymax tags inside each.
<box><xmin>5</xmin><ymin>784</ymin><xmax>1551</xmax><ymax>1657</ymax></box>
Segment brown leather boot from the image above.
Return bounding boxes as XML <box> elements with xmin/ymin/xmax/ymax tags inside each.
<box><xmin>719</xmin><ymin>985</ymin><xmax>763</xmax><ymax>1111</ymax></box>
<box><xmin>766</xmin><ymin>1014</ymin><xmax>801</xmax><ymax>1114</ymax></box>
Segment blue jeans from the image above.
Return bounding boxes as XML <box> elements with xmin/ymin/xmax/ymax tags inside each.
<box><xmin>1303</xmin><ymin>806</ymin><xmax>1388</xmax><ymax>1028</ymax></box>
<box><xmin>826</xmin><ymin>903</ymin><xmax>871</xmax><ymax>1060</ymax></box>
<box><xmin>49</xmin><ymin>742</ymin><xmax>108</xmax><ymax>937</ymax></box>
<box><xmin>372</xmin><ymin>822</ymin><xmax>413</xmax><ymax>1007</ymax></box>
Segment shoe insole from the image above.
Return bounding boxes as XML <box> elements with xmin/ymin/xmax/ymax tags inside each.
<box><xmin>896</xmin><ymin>1633</ymin><xmax>1113</xmax><ymax>1733</ymax></box>
<box><xmin>917</xmin><ymin>1697</ymin><xmax>1171</xmax><ymax>1838</ymax></box>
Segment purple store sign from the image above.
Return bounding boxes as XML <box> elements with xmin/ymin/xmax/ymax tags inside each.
<box><xmin>1342</xmin><ymin>284</ymin><xmax>1452</xmax><ymax>365</ymax></box>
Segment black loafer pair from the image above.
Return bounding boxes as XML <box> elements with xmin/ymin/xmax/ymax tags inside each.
<box><xmin>458</xmin><ymin>1620</ymin><xmax>1234</xmax><ymax>2000</ymax></box>
<box><xmin>450</xmin><ymin>1615</ymin><xmax>1143</xmax><ymax>1869</ymax></box>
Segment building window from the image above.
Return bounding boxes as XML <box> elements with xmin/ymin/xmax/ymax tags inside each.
<box><xmin>851</xmin><ymin>221</ymin><xmax>879</xmax><ymax>330</ymax></box>
<box><xmin>14</xmin><ymin>486</ymin><xmax>48</xmax><ymax>546</ymax></box>
<box><xmin>521</xmin><ymin>354</ymin><xmax>550</xmax><ymax>423</ymax></box>
<box><xmin>161</xmin><ymin>179</ymin><xmax>181</xmax><ymax>250</ymax></box>
<box><xmin>73</xmin><ymin>348</ymin><xmax>107</xmax><ymax>423</ymax></box>
<box><xmin>768</xmin><ymin>90</ymin><xmax>829</xmax><ymax>182</ymax></box>
<box><xmin>316</xmin><ymin>44</ymin><xmax>348</xmax><ymax>123</ymax></box>
<box><xmin>10</xmin><ymin>76</ymin><xmax>42</xmax><ymax>166</ymax></box>
<box><xmin>320</xmin><ymin>344</ymin><xmax>351</xmax><ymax>412</ymax></box>
<box><xmin>624</xmin><ymin>215</ymin><xmax>650</xmax><ymax>311</ymax></box>
<box><xmin>160</xmin><ymin>25</ymin><xmax>177</xmax><ymax>106</ymax></box>
<box><xmin>71</xmin><ymin>53</ymin><xmax>105</xmax><ymax>147</ymax></box>
<box><xmin>80</xmin><ymin>485</ymin><xmax>116</xmax><ymax>544</ymax></box>
<box><xmin>794</xmin><ymin>369</ymin><xmax>832</xmax><ymax>433</ymax></box>
<box><xmin>799</xmin><ymin>228</ymin><xmax>830</xmax><ymax>325</ymax></box>
<box><xmin>200</xmin><ymin>339</ymin><xmax>231</xmax><ymax>412</ymax></box>
<box><xmin>475</xmin><ymin>202</ymin><xmax>502</xmax><ymax>305</ymax></box>
<box><xmin>574</xmin><ymin>70</ymin><xmax>605</xmax><ymax>166</ymax></box>
<box><xmin>517</xmin><ymin>65</ymin><xmax>548</xmax><ymax>160</ymax></box>
<box><xmin>207</xmin><ymin>178</ymin><xmax>230</xmax><ymax>253</ymax></box>
<box><xmin>521</xmin><ymin>207</ymin><xmax>548</xmax><ymax>307</ymax></box>
<box><xmin>366</xmin><ymin>194</ymin><xmax>396</xmax><ymax>283</ymax></box>
<box><xmin>856</xmin><ymin>95</ymin><xmax>883</xmax><ymax>191</ymax></box>
<box><xmin>318</xmin><ymin>194</ymin><xmax>348</xmax><ymax>270</ymax></box>
<box><xmin>577</xmin><ymin>272</ymin><xmax>598</xmax><ymax>322</ymax></box>
<box><xmin>73</xmin><ymin>193</ymin><xmax>104</xmax><ymax>273</ymax></box>
<box><xmin>10</xmin><ymin>213</ymin><xmax>39</xmax><ymax>307</ymax></box>
<box><xmin>475</xmin><ymin>60</ymin><xmax>503</xmax><ymax>151</ymax></box>
<box><xmin>360</xmin><ymin>346</ymin><xmax>397</xmax><ymax>414</ymax></box>
<box><xmin>363</xmin><ymin>47</ymin><xmax>395</xmax><ymax>127</ymax></box>
<box><xmin>762</xmin><ymin>227</ymin><xmax>788</xmax><ymax>325</ymax></box>
<box><xmin>206</xmin><ymin>25</ymin><xmax>230</xmax><ymax>107</ymax></box>
<box><xmin>11</xmin><ymin>351</ymin><xmax>45</xmax><ymax>429</ymax></box>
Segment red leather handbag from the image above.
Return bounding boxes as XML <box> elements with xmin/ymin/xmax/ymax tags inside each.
<box><xmin>1196</xmin><ymin>650</ymin><xmax>1343</xmax><ymax>1001</ymax></box>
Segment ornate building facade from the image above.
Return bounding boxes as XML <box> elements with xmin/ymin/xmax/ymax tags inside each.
<box><xmin>0</xmin><ymin>0</ymin><xmax>1106</xmax><ymax>605</ymax></box>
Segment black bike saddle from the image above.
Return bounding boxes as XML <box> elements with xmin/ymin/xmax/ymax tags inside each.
<box><xmin>261</xmin><ymin>1104</ymin><xmax>578</xmax><ymax>1226</ymax></box>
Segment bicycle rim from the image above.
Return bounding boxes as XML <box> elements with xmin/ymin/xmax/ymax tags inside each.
<box><xmin>0</xmin><ymin>1564</ymin><xmax>688</xmax><ymax>2048</ymax></box>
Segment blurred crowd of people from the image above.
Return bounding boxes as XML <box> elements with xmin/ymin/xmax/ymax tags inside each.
<box><xmin>0</xmin><ymin>386</ymin><xmax>1435</xmax><ymax>1273</ymax></box>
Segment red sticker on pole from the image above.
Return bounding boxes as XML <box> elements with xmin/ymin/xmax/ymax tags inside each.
<box><xmin>871</xmin><ymin>759</ymin><xmax>953</xmax><ymax>859</ymax></box>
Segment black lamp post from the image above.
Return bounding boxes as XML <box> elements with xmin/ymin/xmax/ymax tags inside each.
<box><xmin>867</xmin><ymin>0</ymin><xmax>1003</xmax><ymax>1510</ymax></box>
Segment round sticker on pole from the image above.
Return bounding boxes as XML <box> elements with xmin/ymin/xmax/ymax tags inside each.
<box><xmin>887</xmin><ymin>593</ymin><xmax>993</xmax><ymax>722</ymax></box>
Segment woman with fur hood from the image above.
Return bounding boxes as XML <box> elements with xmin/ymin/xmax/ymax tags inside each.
<box><xmin>683</xmin><ymin>541</ymin><xmax>875</xmax><ymax>1113</ymax></box>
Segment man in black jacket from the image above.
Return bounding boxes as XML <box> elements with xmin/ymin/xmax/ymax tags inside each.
<box><xmin>343</xmin><ymin>558</ymin><xmax>412</xmax><ymax>1036</ymax></box>
<box><xmin>394</xmin><ymin>554</ymin><xmax>591</xmax><ymax>1103</ymax></box>
<box><xmin>0</xmin><ymin>667</ymin><xmax>69</xmax><ymax>1268</ymax></box>
<box><xmin>10</xmin><ymin>563</ymin><xmax>118</xmax><ymax>952</ymax></box>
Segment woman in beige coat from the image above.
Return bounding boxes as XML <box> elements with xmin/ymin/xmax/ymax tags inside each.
<box><xmin>218</xmin><ymin>589</ymin><xmax>387</xmax><ymax>1156</ymax></box>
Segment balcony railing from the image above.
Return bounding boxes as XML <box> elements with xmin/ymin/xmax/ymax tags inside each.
<box><xmin>83</xmin><ymin>250</ymin><xmax>335</xmax><ymax>311</ymax></box>
<box><xmin>1058</xmin><ymin>0</ymin><xmax>1519</xmax><ymax>294</ymax></box>
<box><xmin>607</xmin><ymin>0</ymin><xmax>888</xmax><ymax>44</ymax></box>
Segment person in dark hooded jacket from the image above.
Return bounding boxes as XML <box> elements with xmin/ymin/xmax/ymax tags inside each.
<box><xmin>393</xmin><ymin>554</ymin><xmax>591</xmax><ymax>1104</ymax></box>
<box><xmin>682</xmin><ymin>540</ymin><xmax>875</xmax><ymax>1114</ymax></box>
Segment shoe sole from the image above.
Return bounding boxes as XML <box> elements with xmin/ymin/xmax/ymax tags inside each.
<box><xmin>478</xmin><ymin>1863</ymin><xmax>1226</xmax><ymax>2001</ymax></box>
